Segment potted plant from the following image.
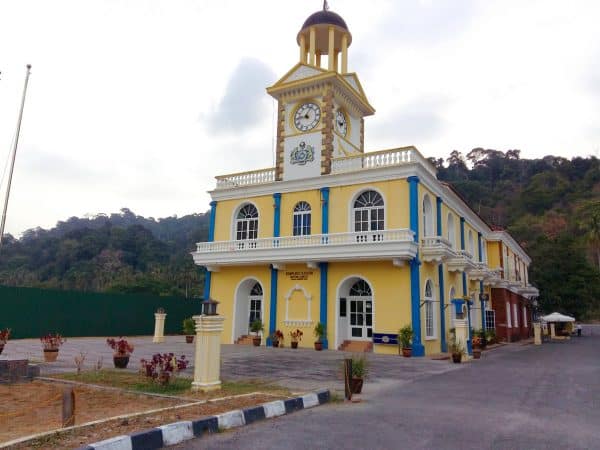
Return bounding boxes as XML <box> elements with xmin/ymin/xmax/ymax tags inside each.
<box><xmin>485</xmin><ymin>329</ymin><xmax>496</xmax><ymax>345</ymax></box>
<box><xmin>183</xmin><ymin>317</ymin><xmax>195</xmax><ymax>343</ymax></box>
<box><xmin>350</xmin><ymin>354</ymin><xmax>369</xmax><ymax>394</ymax></box>
<box><xmin>41</xmin><ymin>333</ymin><xmax>66</xmax><ymax>362</ymax></box>
<box><xmin>106</xmin><ymin>337</ymin><xmax>134</xmax><ymax>368</ymax></box>
<box><xmin>270</xmin><ymin>329</ymin><xmax>284</xmax><ymax>347</ymax></box>
<box><xmin>448</xmin><ymin>336</ymin><xmax>464</xmax><ymax>364</ymax></box>
<box><xmin>476</xmin><ymin>328</ymin><xmax>487</xmax><ymax>349</ymax></box>
<box><xmin>0</xmin><ymin>328</ymin><xmax>10</xmax><ymax>355</ymax></box>
<box><xmin>250</xmin><ymin>319</ymin><xmax>263</xmax><ymax>346</ymax></box>
<box><xmin>140</xmin><ymin>353</ymin><xmax>188</xmax><ymax>386</ymax></box>
<box><xmin>472</xmin><ymin>335</ymin><xmax>482</xmax><ymax>359</ymax></box>
<box><xmin>398</xmin><ymin>324</ymin><xmax>414</xmax><ymax>357</ymax></box>
<box><xmin>314</xmin><ymin>322</ymin><xmax>326</xmax><ymax>351</ymax></box>
<box><xmin>289</xmin><ymin>329</ymin><xmax>303</xmax><ymax>349</ymax></box>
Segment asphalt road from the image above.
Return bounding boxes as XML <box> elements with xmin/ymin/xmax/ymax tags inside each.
<box><xmin>170</xmin><ymin>336</ymin><xmax>600</xmax><ymax>450</ymax></box>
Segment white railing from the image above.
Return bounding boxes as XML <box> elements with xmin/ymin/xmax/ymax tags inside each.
<box><xmin>215</xmin><ymin>167</ymin><xmax>275</xmax><ymax>189</ymax></box>
<box><xmin>421</xmin><ymin>236</ymin><xmax>452</xmax><ymax>248</ymax></box>
<box><xmin>331</xmin><ymin>146</ymin><xmax>437</xmax><ymax>177</ymax></box>
<box><xmin>454</xmin><ymin>249</ymin><xmax>473</xmax><ymax>260</ymax></box>
<box><xmin>195</xmin><ymin>229</ymin><xmax>415</xmax><ymax>253</ymax></box>
<box><xmin>213</xmin><ymin>147</ymin><xmax>437</xmax><ymax>190</ymax></box>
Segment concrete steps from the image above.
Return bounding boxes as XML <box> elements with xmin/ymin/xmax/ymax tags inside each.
<box><xmin>338</xmin><ymin>340</ymin><xmax>373</xmax><ymax>353</ymax></box>
<box><xmin>235</xmin><ymin>335</ymin><xmax>254</xmax><ymax>345</ymax></box>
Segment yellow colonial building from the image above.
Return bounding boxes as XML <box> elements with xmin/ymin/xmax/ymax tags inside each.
<box><xmin>192</xmin><ymin>6</ymin><xmax>539</xmax><ymax>356</ymax></box>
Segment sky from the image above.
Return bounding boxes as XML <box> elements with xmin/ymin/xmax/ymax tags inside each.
<box><xmin>1</xmin><ymin>0</ymin><xmax>599</xmax><ymax>236</ymax></box>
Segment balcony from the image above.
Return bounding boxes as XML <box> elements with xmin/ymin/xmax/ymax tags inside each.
<box><xmin>518</xmin><ymin>285</ymin><xmax>540</xmax><ymax>298</ymax></box>
<box><xmin>192</xmin><ymin>229</ymin><xmax>417</xmax><ymax>269</ymax></box>
<box><xmin>485</xmin><ymin>268</ymin><xmax>503</xmax><ymax>286</ymax></box>
<box><xmin>468</xmin><ymin>262</ymin><xmax>492</xmax><ymax>281</ymax></box>
<box><xmin>446</xmin><ymin>250</ymin><xmax>477</xmax><ymax>273</ymax></box>
<box><xmin>213</xmin><ymin>146</ymin><xmax>436</xmax><ymax>190</ymax></box>
<box><xmin>420</xmin><ymin>236</ymin><xmax>455</xmax><ymax>263</ymax></box>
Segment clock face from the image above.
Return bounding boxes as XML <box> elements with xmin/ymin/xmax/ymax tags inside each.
<box><xmin>294</xmin><ymin>102</ymin><xmax>321</xmax><ymax>132</ymax></box>
<box><xmin>335</xmin><ymin>109</ymin><xmax>348</xmax><ymax>136</ymax></box>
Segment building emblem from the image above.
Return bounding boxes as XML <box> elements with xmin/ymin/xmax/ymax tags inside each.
<box><xmin>290</xmin><ymin>141</ymin><xmax>314</xmax><ymax>166</ymax></box>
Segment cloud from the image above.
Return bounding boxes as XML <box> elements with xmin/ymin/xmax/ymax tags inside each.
<box><xmin>202</xmin><ymin>58</ymin><xmax>276</xmax><ymax>135</ymax></box>
<box><xmin>377</xmin><ymin>0</ymin><xmax>479</xmax><ymax>46</ymax></box>
<box><xmin>368</xmin><ymin>96</ymin><xmax>448</xmax><ymax>145</ymax></box>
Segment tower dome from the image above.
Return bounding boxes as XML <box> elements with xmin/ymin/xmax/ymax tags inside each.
<box><xmin>296</xmin><ymin>3</ymin><xmax>352</xmax><ymax>73</ymax></box>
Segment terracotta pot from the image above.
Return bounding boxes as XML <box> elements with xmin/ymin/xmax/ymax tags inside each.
<box><xmin>473</xmin><ymin>348</ymin><xmax>481</xmax><ymax>359</ymax></box>
<box><xmin>272</xmin><ymin>341</ymin><xmax>279</xmax><ymax>348</ymax></box>
<box><xmin>401</xmin><ymin>347</ymin><xmax>412</xmax><ymax>357</ymax></box>
<box><xmin>185</xmin><ymin>335</ymin><xmax>194</xmax><ymax>344</ymax></box>
<box><xmin>43</xmin><ymin>349</ymin><xmax>59</xmax><ymax>362</ymax></box>
<box><xmin>452</xmin><ymin>352</ymin><xmax>462</xmax><ymax>364</ymax></box>
<box><xmin>253</xmin><ymin>336</ymin><xmax>261</xmax><ymax>347</ymax></box>
<box><xmin>113</xmin><ymin>355</ymin><xmax>130</xmax><ymax>368</ymax></box>
<box><xmin>291</xmin><ymin>341</ymin><xmax>299</xmax><ymax>349</ymax></box>
<box><xmin>351</xmin><ymin>377</ymin><xmax>363</xmax><ymax>394</ymax></box>
<box><xmin>314</xmin><ymin>341</ymin><xmax>323</xmax><ymax>351</ymax></box>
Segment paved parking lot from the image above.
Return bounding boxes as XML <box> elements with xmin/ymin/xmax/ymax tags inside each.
<box><xmin>1</xmin><ymin>336</ymin><xmax>463</xmax><ymax>392</ymax></box>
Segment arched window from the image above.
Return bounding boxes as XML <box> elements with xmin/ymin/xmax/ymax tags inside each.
<box><xmin>447</xmin><ymin>213</ymin><xmax>456</xmax><ymax>248</ymax></box>
<box><xmin>425</xmin><ymin>280</ymin><xmax>435</xmax><ymax>338</ymax></box>
<box><xmin>235</xmin><ymin>204</ymin><xmax>258</xmax><ymax>241</ymax></box>
<box><xmin>481</xmin><ymin>239</ymin><xmax>487</xmax><ymax>263</ymax></box>
<box><xmin>353</xmin><ymin>190</ymin><xmax>384</xmax><ymax>232</ymax></box>
<box><xmin>349</xmin><ymin>280</ymin><xmax>372</xmax><ymax>296</ymax></box>
<box><xmin>422</xmin><ymin>195</ymin><xmax>434</xmax><ymax>237</ymax></box>
<box><xmin>293</xmin><ymin>201</ymin><xmax>311</xmax><ymax>236</ymax></box>
<box><xmin>449</xmin><ymin>286</ymin><xmax>457</xmax><ymax>324</ymax></box>
<box><xmin>468</xmin><ymin>230</ymin><xmax>475</xmax><ymax>256</ymax></box>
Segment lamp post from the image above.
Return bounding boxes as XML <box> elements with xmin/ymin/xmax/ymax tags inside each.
<box><xmin>192</xmin><ymin>298</ymin><xmax>225</xmax><ymax>392</ymax></box>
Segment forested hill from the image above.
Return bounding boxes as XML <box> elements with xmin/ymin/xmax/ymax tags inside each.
<box><xmin>0</xmin><ymin>151</ymin><xmax>599</xmax><ymax>318</ymax></box>
<box><xmin>431</xmin><ymin>150</ymin><xmax>600</xmax><ymax>319</ymax></box>
<box><xmin>0</xmin><ymin>209</ymin><xmax>210</xmax><ymax>297</ymax></box>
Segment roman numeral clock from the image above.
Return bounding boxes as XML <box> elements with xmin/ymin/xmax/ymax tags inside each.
<box><xmin>267</xmin><ymin>5</ymin><xmax>375</xmax><ymax>181</ymax></box>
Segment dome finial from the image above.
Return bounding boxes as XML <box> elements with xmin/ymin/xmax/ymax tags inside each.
<box><xmin>323</xmin><ymin>0</ymin><xmax>329</xmax><ymax>11</ymax></box>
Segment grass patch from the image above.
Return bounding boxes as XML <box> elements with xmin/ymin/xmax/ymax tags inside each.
<box><xmin>50</xmin><ymin>370</ymin><xmax>291</xmax><ymax>399</ymax></box>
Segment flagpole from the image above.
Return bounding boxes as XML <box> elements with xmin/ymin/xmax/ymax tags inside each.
<box><xmin>0</xmin><ymin>64</ymin><xmax>32</xmax><ymax>249</ymax></box>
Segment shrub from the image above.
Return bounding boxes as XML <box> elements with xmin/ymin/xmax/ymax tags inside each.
<box><xmin>106</xmin><ymin>337</ymin><xmax>134</xmax><ymax>356</ymax></box>
<box><xmin>140</xmin><ymin>353</ymin><xmax>188</xmax><ymax>385</ymax></box>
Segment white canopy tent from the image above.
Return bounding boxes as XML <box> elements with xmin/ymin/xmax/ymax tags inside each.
<box><xmin>541</xmin><ymin>312</ymin><xmax>575</xmax><ymax>323</ymax></box>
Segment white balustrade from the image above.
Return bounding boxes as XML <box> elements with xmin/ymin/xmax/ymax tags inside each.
<box><xmin>215</xmin><ymin>168</ymin><xmax>275</xmax><ymax>189</ymax></box>
<box><xmin>421</xmin><ymin>236</ymin><xmax>452</xmax><ymax>248</ymax></box>
<box><xmin>331</xmin><ymin>147</ymin><xmax>437</xmax><ymax>177</ymax></box>
<box><xmin>195</xmin><ymin>229</ymin><xmax>415</xmax><ymax>254</ymax></box>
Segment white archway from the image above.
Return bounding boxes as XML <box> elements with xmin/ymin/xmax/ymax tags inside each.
<box><xmin>232</xmin><ymin>278</ymin><xmax>264</xmax><ymax>343</ymax></box>
<box><xmin>422</xmin><ymin>194</ymin><xmax>434</xmax><ymax>237</ymax></box>
<box><xmin>335</xmin><ymin>275</ymin><xmax>375</xmax><ymax>348</ymax></box>
<box><xmin>447</xmin><ymin>213</ymin><xmax>456</xmax><ymax>248</ymax></box>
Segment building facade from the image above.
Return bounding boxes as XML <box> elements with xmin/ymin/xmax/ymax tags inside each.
<box><xmin>192</xmin><ymin>6</ymin><xmax>539</xmax><ymax>355</ymax></box>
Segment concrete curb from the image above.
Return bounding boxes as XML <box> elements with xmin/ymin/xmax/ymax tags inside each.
<box><xmin>75</xmin><ymin>389</ymin><xmax>330</xmax><ymax>450</ymax></box>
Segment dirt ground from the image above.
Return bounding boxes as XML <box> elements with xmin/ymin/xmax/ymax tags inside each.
<box><xmin>0</xmin><ymin>380</ymin><xmax>184</xmax><ymax>444</ymax></box>
<box><xmin>0</xmin><ymin>380</ymin><xmax>284</xmax><ymax>449</ymax></box>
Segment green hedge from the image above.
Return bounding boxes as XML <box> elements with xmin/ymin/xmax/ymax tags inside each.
<box><xmin>0</xmin><ymin>285</ymin><xmax>200</xmax><ymax>338</ymax></box>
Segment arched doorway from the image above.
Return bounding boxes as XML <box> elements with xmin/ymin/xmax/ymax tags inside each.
<box><xmin>233</xmin><ymin>278</ymin><xmax>264</xmax><ymax>342</ymax></box>
<box><xmin>336</xmin><ymin>277</ymin><xmax>374</xmax><ymax>347</ymax></box>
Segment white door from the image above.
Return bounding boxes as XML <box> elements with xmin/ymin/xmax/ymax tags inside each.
<box><xmin>348</xmin><ymin>296</ymin><xmax>373</xmax><ymax>340</ymax></box>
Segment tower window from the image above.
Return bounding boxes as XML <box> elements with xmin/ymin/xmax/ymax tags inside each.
<box><xmin>235</xmin><ymin>204</ymin><xmax>259</xmax><ymax>241</ymax></box>
<box><xmin>353</xmin><ymin>190</ymin><xmax>384</xmax><ymax>232</ymax></box>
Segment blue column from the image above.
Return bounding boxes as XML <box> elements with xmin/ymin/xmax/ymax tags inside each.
<box><xmin>319</xmin><ymin>262</ymin><xmax>329</xmax><ymax>349</ymax></box>
<box><xmin>436</xmin><ymin>196</ymin><xmax>446</xmax><ymax>352</ymax></box>
<box><xmin>273</xmin><ymin>193</ymin><xmax>281</xmax><ymax>237</ymax></box>
<box><xmin>208</xmin><ymin>201</ymin><xmax>217</xmax><ymax>242</ymax></box>
<box><xmin>407</xmin><ymin>176</ymin><xmax>424</xmax><ymax>357</ymax></box>
<box><xmin>480</xmin><ymin>280</ymin><xmax>486</xmax><ymax>332</ymax></box>
<box><xmin>320</xmin><ymin>187</ymin><xmax>329</xmax><ymax>234</ymax></box>
<box><xmin>319</xmin><ymin>187</ymin><xmax>330</xmax><ymax>348</ymax></box>
<box><xmin>203</xmin><ymin>201</ymin><xmax>218</xmax><ymax>300</ymax></box>
<box><xmin>466</xmin><ymin>300</ymin><xmax>473</xmax><ymax>355</ymax></box>
<box><xmin>459</xmin><ymin>217</ymin><xmax>471</xmax><ymax>354</ymax></box>
<box><xmin>267</xmin><ymin>266</ymin><xmax>278</xmax><ymax>346</ymax></box>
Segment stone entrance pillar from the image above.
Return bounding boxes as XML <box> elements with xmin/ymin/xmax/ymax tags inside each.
<box><xmin>153</xmin><ymin>311</ymin><xmax>167</xmax><ymax>343</ymax></box>
<box><xmin>454</xmin><ymin>318</ymin><xmax>471</xmax><ymax>361</ymax></box>
<box><xmin>533</xmin><ymin>322</ymin><xmax>542</xmax><ymax>345</ymax></box>
<box><xmin>550</xmin><ymin>323</ymin><xmax>556</xmax><ymax>339</ymax></box>
<box><xmin>192</xmin><ymin>314</ymin><xmax>225</xmax><ymax>392</ymax></box>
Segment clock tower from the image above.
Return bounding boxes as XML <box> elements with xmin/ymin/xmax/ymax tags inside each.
<box><xmin>267</xmin><ymin>5</ymin><xmax>375</xmax><ymax>181</ymax></box>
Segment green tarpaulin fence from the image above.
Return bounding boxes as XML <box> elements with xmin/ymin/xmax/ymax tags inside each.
<box><xmin>0</xmin><ymin>285</ymin><xmax>201</xmax><ymax>339</ymax></box>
